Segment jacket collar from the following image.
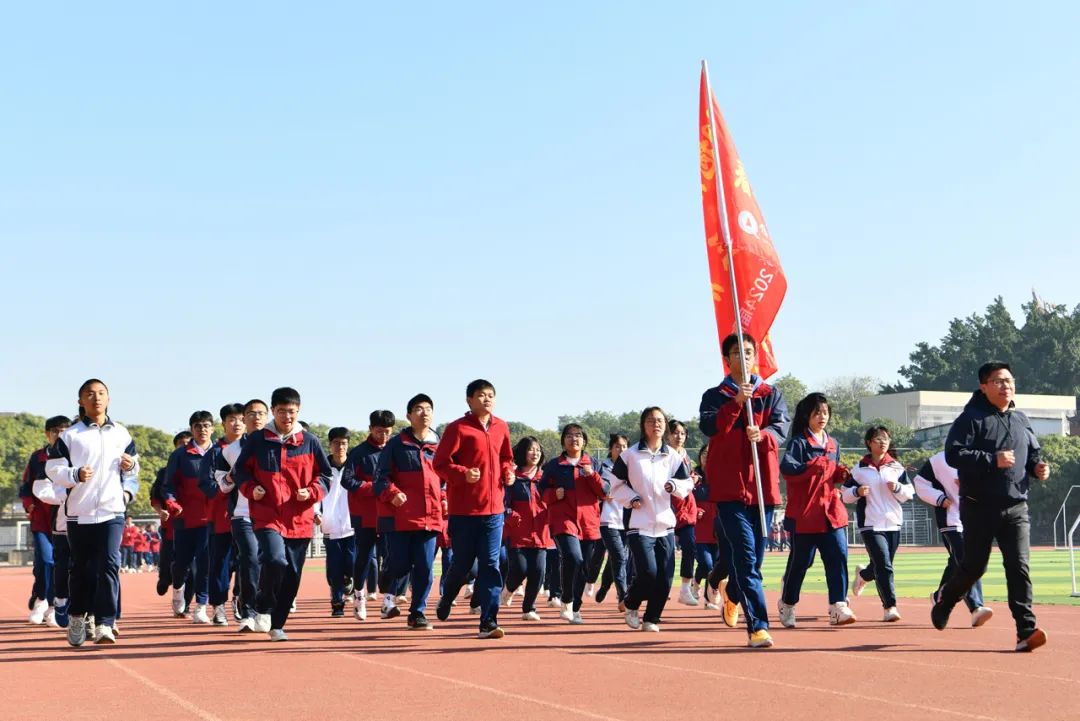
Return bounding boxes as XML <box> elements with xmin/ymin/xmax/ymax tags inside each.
<box><xmin>80</xmin><ymin>415</ymin><xmax>114</xmax><ymax>428</ymax></box>
<box><xmin>718</xmin><ymin>375</ymin><xmax>765</xmax><ymax>398</ymax></box>
<box><xmin>263</xmin><ymin>420</ymin><xmax>305</xmax><ymax>447</ymax></box>
<box><xmin>635</xmin><ymin>440</ymin><xmax>672</xmax><ymax>455</ymax></box>
<box><xmin>859</xmin><ymin>452</ymin><xmax>895</xmax><ymax>469</ymax></box>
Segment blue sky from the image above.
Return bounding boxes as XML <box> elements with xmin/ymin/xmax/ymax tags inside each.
<box><xmin>2</xmin><ymin>2</ymin><xmax>1078</xmax><ymax>434</ymax></box>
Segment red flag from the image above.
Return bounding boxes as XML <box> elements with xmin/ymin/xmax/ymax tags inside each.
<box><xmin>699</xmin><ymin>67</ymin><xmax>787</xmax><ymax>379</ymax></box>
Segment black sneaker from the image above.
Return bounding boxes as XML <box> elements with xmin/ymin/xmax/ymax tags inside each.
<box><xmin>331</xmin><ymin>601</ymin><xmax>345</xmax><ymax>618</ymax></box>
<box><xmin>407</xmin><ymin>613</ymin><xmax>433</xmax><ymax>631</ymax></box>
<box><xmin>436</xmin><ymin>597</ymin><xmax>452</xmax><ymax>622</ymax></box>
<box><xmin>156</xmin><ymin>578</ymin><xmax>170</xmax><ymax>596</ymax></box>
<box><xmin>930</xmin><ymin>600</ymin><xmax>952</xmax><ymax>630</ymax></box>
<box><xmin>594</xmin><ymin>583</ymin><xmax>610</xmax><ymax>604</ymax></box>
<box><xmin>477</xmin><ymin>619</ymin><xmax>504</xmax><ymax>639</ymax></box>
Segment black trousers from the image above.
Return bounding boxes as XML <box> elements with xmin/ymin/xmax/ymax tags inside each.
<box><xmin>939</xmin><ymin>500</ymin><xmax>1035</xmax><ymax>638</ymax></box>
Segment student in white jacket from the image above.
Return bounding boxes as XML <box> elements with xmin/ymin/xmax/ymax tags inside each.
<box><xmin>317</xmin><ymin>427</ymin><xmax>358</xmax><ymax>618</ymax></box>
<box><xmin>913</xmin><ymin>451</ymin><xmax>993</xmax><ymax>627</ymax></box>
<box><xmin>609</xmin><ymin>407</ymin><xmax>693</xmax><ymax>633</ymax></box>
<box><xmin>841</xmin><ymin>425</ymin><xmax>913</xmax><ymax>622</ymax></box>
<box><xmin>45</xmin><ymin>379</ymin><xmax>139</xmax><ymax>647</ymax></box>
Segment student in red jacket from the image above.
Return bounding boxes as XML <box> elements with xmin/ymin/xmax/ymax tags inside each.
<box><xmin>234</xmin><ymin>387</ymin><xmax>331</xmax><ymax>641</ymax></box>
<box><xmin>501</xmin><ymin>436</ymin><xmax>550</xmax><ymax>621</ymax></box>
<box><xmin>668</xmin><ymin>420</ymin><xmax>700</xmax><ymax>607</ymax></box>
<box><xmin>541</xmin><ymin>423</ymin><xmax>607</xmax><ymax>625</ymax></box>
<box><xmin>132</xmin><ymin>524</ymin><xmax>150</xmax><ymax>569</ymax></box>
<box><xmin>698</xmin><ymin>333</ymin><xmax>788</xmax><ymax>649</ymax></box>
<box><xmin>692</xmin><ymin>446</ymin><xmax>721</xmax><ymax>609</ymax></box>
<box><xmin>199</xmin><ymin>403</ymin><xmax>246</xmax><ymax>626</ymax></box>
<box><xmin>777</xmin><ymin>393</ymin><xmax>855</xmax><ymax>628</ymax></box>
<box><xmin>434</xmin><ymin>379</ymin><xmax>516</xmax><ymax>640</ymax></box>
<box><xmin>120</xmin><ymin>516</ymin><xmax>139</xmax><ymax>572</ymax></box>
<box><xmin>373</xmin><ymin>393</ymin><xmax>443</xmax><ymax>630</ymax></box>
<box><xmin>21</xmin><ymin>415</ymin><xmax>70</xmax><ymax>625</ymax></box>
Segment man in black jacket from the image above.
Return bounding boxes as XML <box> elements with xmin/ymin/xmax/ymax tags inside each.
<box><xmin>930</xmin><ymin>362</ymin><xmax>1050</xmax><ymax>651</ymax></box>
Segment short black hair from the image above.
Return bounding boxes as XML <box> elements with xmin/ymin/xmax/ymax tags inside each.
<box><xmin>721</xmin><ymin>332</ymin><xmax>757</xmax><ymax>357</ymax></box>
<box><xmin>512</xmin><ymin>436</ymin><xmax>544</xmax><ymax>468</ymax></box>
<box><xmin>271</xmin><ymin>387</ymin><xmax>301</xmax><ymax>407</ymax></box>
<box><xmin>189</xmin><ymin>410</ymin><xmax>214</xmax><ymax>428</ymax></box>
<box><xmin>220</xmin><ymin>403</ymin><xmax>244</xmax><ymax>422</ymax></box>
<box><xmin>328</xmin><ymin>426</ymin><xmax>351</xmax><ymax>442</ymax></box>
<box><xmin>369</xmin><ymin>410</ymin><xmax>396</xmax><ymax>428</ymax></box>
<box><xmin>607</xmin><ymin>433</ymin><xmax>628</xmax><ymax>451</ymax></box>
<box><xmin>560</xmin><ymin>423</ymin><xmax>587</xmax><ymax>447</ymax></box>
<box><xmin>863</xmin><ymin>425</ymin><xmax>891</xmax><ymax>448</ymax></box>
<box><xmin>244</xmin><ymin>399</ymin><xmax>268</xmax><ymax>414</ymax></box>
<box><xmin>173</xmin><ymin>431</ymin><xmax>193</xmax><ymax>446</ymax></box>
<box><xmin>298</xmin><ymin>420</ymin><xmax>310</xmax><ymax>431</ymax></box>
<box><xmin>406</xmin><ymin>393</ymin><xmax>434</xmax><ymax>414</ymax></box>
<box><xmin>466</xmin><ymin>379</ymin><xmax>495</xmax><ymax>398</ymax></box>
<box><xmin>639</xmin><ymin>407</ymin><xmax>667</xmax><ymax>437</ymax></box>
<box><xmin>666</xmin><ymin>419</ymin><xmax>687</xmax><ymax>436</ymax></box>
<box><xmin>45</xmin><ymin>415</ymin><xmax>71</xmax><ymax>431</ymax></box>
<box><xmin>978</xmin><ymin>362</ymin><xmax>1012</xmax><ymax>384</ymax></box>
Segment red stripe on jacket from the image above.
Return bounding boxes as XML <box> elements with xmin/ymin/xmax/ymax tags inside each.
<box><xmin>540</xmin><ymin>454</ymin><xmax>605</xmax><ymax>541</ymax></box>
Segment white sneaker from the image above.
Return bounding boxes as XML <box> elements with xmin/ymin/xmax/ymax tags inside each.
<box><xmin>469</xmin><ymin>604</ymin><xmax>482</xmax><ymax>615</ymax></box>
<box><xmin>829</xmin><ymin>601</ymin><xmax>856</xmax><ymax>626</ymax></box>
<box><xmin>171</xmin><ymin>585</ymin><xmax>186</xmax><ymax>616</ymax></box>
<box><xmin>191</xmin><ymin>604</ymin><xmax>211</xmax><ymax>624</ymax></box>
<box><xmin>521</xmin><ymin>611</ymin><xmax>541</xmax><ymax>622</ymax></box>
<box><xmin>560</xmin><ymin>605</ymin><xmax>574</xmax><ymax>622</ymax></box>
<box><xmin>253</xmin><ymin>613</ymin><xmax>272</xmax><ymax>633</ymax></box>
<box><xmin>852</xmin><ymin>565</ymin><xmax>868</xmax><ymax>597</ymax></box>
<box><xmin>500</xmin><ymin>588</ymin><xmax>513</xmax><ymax>607</ymax></box>
<box><xmin>971</xmin><ymin>606</ymin><xmax>994</xmax><ymax>627</ymax></box>
<box><xmin>395</xmin><ymin>594</ymin><xmax>408</xmax><ymax>605</ymax></box>
<box><xmin>67</xmin><ymin>615</ymin><xmax>88</xmax><ymax>647</ymax></box>
<box><xmin>366</xmin><ymin>592</ymin><xmax>378</xmax><ymax>602</ymax></box>
<box><xmin>883</xmin><ymin>606</ymin><xmax>902</xmax><ymax>622</ymax></box>
<box><xmin>237</xmin><ymin>617</ymin><xmax>256</xmax><ymax>633</ymax></box>
<box><xmin>547</xmin><ymin>597</ymin><xmax>563</xmax><ymax>608</ymax></box>
<box><xmin>690</xmin><ymin>583</ymin><xmax>701</xmax><ymax>601</ymax></box>
<box><xmin>624</xmin><ymin>609</ymin><xmax>641</xmax><ymax>630</ymax></box>
<box><xmin>463</xmin><ymin>583</ymin><xmax>474</xmax><ymax>599</ymax></box>
<box><xmin>514</xmin><ymin>585</ymin><xmax>525</xmax><ymax>598</ymax></box>
<box><xmin>269</xmin><ymin>628</ymin><xmax>288</xmax><ymax>641</ymax></box>
<box><xmin>354</xmin><ymin>596</ymin><xmax>368</xmax><ymax>621</ymax></box>
<box><xmin>678</xmin><ymin>585</ymin><xmax>699</xmax><ymax>607</ymax></box>
<box><xmin>290</xmin><ymin>600</ymin><xmax>297</xmax><ymax>613</ymax></box>
<box><xmin>44</xmin><ymin>607</ymin><xmax>58</xmax><ymax>628</ymax></box>
<box><xmin>29</xmin><ymin>598</ymin><xmax>48</xmax><ymax>625</ymax></box>
<box><xmin>93</xmin><ymin>625</ymin><xmax>116</xmax><ymax>644</ymax></box>
<box><xmin>642</xmin><ymin>622</ymin><xmax>660</xmax><ymax>633</ymax></box>
<box><xmin>585</xmin><ymin>583</ymin><xmax>595</xmax><ymax>597</ymax></box>
<box><xmin>777</xmin><ymin>601</ymin><xmax>797</xmax><ymax>628</ymax></box>
<box><xmin>212</xmin><ymin>605</ymin><xmax>228</xmax><ymax>626</ymax></box>
<box><xmin>570</xmin><ymin>611</ymin><xmax>584</xmax><ymax>625</ymax></box>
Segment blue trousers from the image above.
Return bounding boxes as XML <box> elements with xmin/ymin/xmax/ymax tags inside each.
<box><xmin>351</xmin><ymin>523</ymin><xmax>378</xmax><ymax>593</ymax></box>
<box><xmin>545</xmin><ymin>547</ymin><xmax>561</xmax><ymax>598</ymax></box>
<box><xmin>695</xmin><ymin>542</ymin><xmax>719</xmax><ymax>585</ymax></box>
<box><xmin>254</xmin><ymin>531</ymin><xmax>309</xmax><ymax>630</ymax></box>
<box><xmin>715</xmin><ymin>502</ymin><xmax>774</xmax><ymax>633</ymax></box>
<box><xmin>171</xmin><ymin>524</ymin><xmax>210</xmax><ymax>605</ymax></box>
<box><xmin>781</xmin><ymin>527</ymin><xmax>849</xmax><ymax>605</ymax></box>
<box><xmin>231</xmin><ymin>518</ymin><xmax>260</xmax><ymax>619</ymax></box>
<box><xmin>505</xmin><ymin>547</ymin><xmax>547</xmax><ymax>613</ymax></box>
<box><xmin>443</xmin><ymin>514</ymin><xmax>504</xmax><ymax>626</ymax></box>
<box><xmin>385</xmin><ymin>530</ymin><xmax>437</xmax><ymax>614</ymax></box>
<box><xmin>208</xmin><ymin>531</ymin><xmax>234</xmax><ymax>606</ymax></box>
<box><xmin>53</xmin><ymin>534</ymin><xmax>70</xmax><ymax>601</ymax></box>
<box><xmin>554</xmin><ymin>534</ymin><xmax>598</xmax><ymax>613</ymax></box>
<box><xmin>593</xmin><ymin>525</ymin><xmax>630</xmax><ymax>602</ymax></box>
<box><xmin>626</xmin><ymin>532</ymin><xmax>676</xmax><ymax>624</ymax></box>
<box><xmin>325</xmin><ymin>535</ymin><xmax>358</xmax><ymax>605</ymax></box>
<box><xmin>68</xmin><ymin>516</ymin><xmax>123</xmax><ymax>625</ymax></box>
<box><xmin>675</xmin><ymin>525</ymin><xmax>696</xmax><ymax>580</ymax></box>
<box><xmin>859</xmin><ymin>529</ymin><xmax>900</xmax><ymax>608</ymax></box>
<box><xmin>31</xmin><ymin>530</ymin><xmax>55</xmax><ymax>603</ymax></box>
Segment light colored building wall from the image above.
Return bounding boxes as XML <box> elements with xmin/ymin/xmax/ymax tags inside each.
<box><xmin>860</xmin><ymin>391</ymin><xmax>1075</xmax><ymax>435</ymax></box>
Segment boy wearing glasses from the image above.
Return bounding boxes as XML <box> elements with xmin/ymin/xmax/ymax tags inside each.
<box><xmin>931</xmin><ymin>362</ymin><xmax>1050</xmax><ymax>652</ymax></box>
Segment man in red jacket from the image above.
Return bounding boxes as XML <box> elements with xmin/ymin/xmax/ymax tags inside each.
<box><xmin>433</xmin><ymin>379</ymin><xmax>516</xmax><ymax>639</ymax></box>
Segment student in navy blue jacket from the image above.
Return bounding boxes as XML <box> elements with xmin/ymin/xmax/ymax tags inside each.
<box><xmin>198</xmin><ymin>403</ymin><xmax>246</xmax><ymax>626</ymax></box>
<box><xmin>373</xmin><ymin>393</ymin><xmax>443</xmax><ymax>631</ymax></box>
<box><xmin>234</xmin><ymin>387</ymin><xmax>332</xmax><ymax>641</ymax></box>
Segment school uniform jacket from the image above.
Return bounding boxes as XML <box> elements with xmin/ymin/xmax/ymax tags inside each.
<box><xmin>162</xmin><ymin>440</ymin><xmax>214</xmax><ymax>529</ymax></box>
<box><xmin>503</xmin><ymin>470</ymin><xmax>551</xmax><ymax>549</ymax></box>
<box><xmin>692</xmin><ymin>478</ymin><xmax>716</xmax><ymax>544</ymax></box>
<box><xmin>540</xmin><ymin>454</ymin><xmax>607</xmax><ymax>541</ymax></box>
<box><xmin>234</xmin><ymin>424</ymin><xmax>332</xmax><ymax>539</ymax></box>
<box><xmin>699</xmin><ymin>375</ymin><xmax>788</xmax><ymax>507</ymax></box>
<box><xmin>841</xmin><ymin>454</ymin><xmax>914</xmax><ymax>532</ymax></box>
<box><xmin>609</xmin><ymin>441</ymin><xmax>693</xmax><ymax>538</ymax></box>
<box><xmin>213</xmin><ymin>435</ymin><xmax>249</xmax><ymax>520</ymax></box>
<box><xmin>32</xmin><ymin>478</ymin><xmax>69</xmax><ymax>535</ymax></box>
<box><xmin>780</xmin><ymin>430</ymin><xmax>849</xmax><ymax>534</ymax></box>
<box><xmin>913</xmin><ymin>451</ymin><xmax>963</xmax><ymax>532</ymax></box>
<box><xmin>318</xmin><ymin>464</ymin><xmax>356</xmax><ymax>540</ymax></box>
<box><xmin>45</xmin><ymin>416</ymin><xmax>140</xmax><ymax>525</ymax></box>
<box><xmin>340</xmin><ymin>439</ymin><xmax>384</xmax><ymax>529</ymax></box>
<box><xmin>20</xmin><ymin>447</ymin><xmax>54</xmax><ymax>534</ymax></box>
<box><xmin>597</xmin><ymin>457</ymin><xmax>625</xmax><ymax>530</ymax></box>
<box><xmin>150</xmin><ymin>466</ymin><xmax>174</xmax><ymax>540</ymax></box>
<box><xmin>197</xmin><ymin>438</ymin><xmax>234</xmax><ymax>534</ymax></box>
<box><xmin>433</xmin><ymin>412</ymin><xmax>515</xmax><ymax>517</ymax></box>
<box><xmin>373</xmin><ymin>428</ymin><xmax>443</xmax><ymax>534</ymax></box>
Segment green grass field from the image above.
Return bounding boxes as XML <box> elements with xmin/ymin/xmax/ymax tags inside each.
<box><xmin>759</xmin><ymin>548</ymin><xmax>1080</xmax><ymax>606</ymax></box>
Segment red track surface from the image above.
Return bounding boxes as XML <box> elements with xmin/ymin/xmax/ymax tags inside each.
<box><xmin>1</xmin><ymin>566</ymin><xmax>1077</xmax><ymax>721</ymax></box>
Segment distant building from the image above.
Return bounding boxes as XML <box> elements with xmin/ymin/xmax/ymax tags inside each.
<box><xmin>860</xmin><ymin>390</ymin><xmax>1076</xmax><ymax>440</ymax></box>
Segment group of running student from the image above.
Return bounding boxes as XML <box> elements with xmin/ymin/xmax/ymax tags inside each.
<box><xmin>19</xmin><ymin>335</ymin><xmax>1049</xmax><ymax>651</ymax></box>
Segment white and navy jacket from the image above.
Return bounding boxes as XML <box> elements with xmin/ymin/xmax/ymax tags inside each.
<box><xmin>214</xmin><ymin>435</ymin><xmax>250</xmax><ymax>520</ymax></box>
<box><xmin>32</xmin><ymin>478</ymin><xmax>69</xmax><ymax>535</ymax></box>
<box><xmin>318</xmin><ymin>463</ymin><xmax>355</xmax><ymax>540</ymax></box>
<box><xmin>841</xmin><ymin>454</ymin><xmax>913</xmax><ymax>532</ymax></box>
<box><xmin>609</xmin><ymin>441</ymin><xmax>693</xmax><ymax>538</ymax></box>
<box><xmin>913</xmin><ymin>451</ymin><xmax>962</xmax><ymax>532</ymax></box>
<box><xmin>598</xmin><ymin>457</ymin><xmax>624</xmax><ymax>530</ymax></box>
<box><xmin>45</xmin><ymin>416</ymin><xmax>140</xmax><ymax>525</ymax></box>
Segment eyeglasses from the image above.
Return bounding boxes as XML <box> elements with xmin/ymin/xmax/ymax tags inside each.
<box><xmin>564</xmin><ymin>433</ymin><xmax>584</xmax><ymax>440</ymax></box>
<box><xmin>192</xmin><ymin>423</ymin><xmax>214</xmax><ymax>430</ymax></box>
<box><xmin>986</xmin><ymin>378</ymin><xmax>1016</xmax><ymax>387</ymax></box>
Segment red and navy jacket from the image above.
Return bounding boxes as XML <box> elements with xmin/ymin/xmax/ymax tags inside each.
<box><xmin>780</xmin><ymin>430</ymin><xmax>848</xmax><ymax>534</ymax></box>
<box><xmin>150</xmin><ymin>467</ymin><xmax>174</xmax><ymax>541</ymax></box>
<box><xmin>133</xmin><ymin>529</ymin><xmax>149</xmax><ymax>553</ymax></box>
<box><xmin>692</xmin><ymin>476</ymin><xmax>717</xmax><ymax>544</ymax></box>
<box><xmin>433</xmin><ymin>412</ymin><xmax>515</xmax><ymax>517</ymax></box>
<box><xmin>699</xmin><ymin>375</ymin><xmax>788</xmax><ymax>507</ymax></box>
<box><xmin>503</xmin><ymin>469</ymin><xmax>551</xmax><ymax>549</ymax></box>
<box><xmin>121</xmin><ymin>523</ymin><xmax>139</xmax><ymax>547</ymax></box>
<box><xmin>162</xmin><ymin>440</ymin><xmax>213</xmax><ymax>530</ymax></box>
<box><xmin>235</xmin><ymin>426</ymin><xmax>331</xmax><ymax>538</ymax></box>
<box><xmin>149</xmin><ymin>530</ymin><xmax>161</xmax><ymax>552</ymax></box>
<box><xmin>19</xmin><ymin>447</ymin><xmax>55</xmax><ymax>534</ymax></box>
<box><xmin>540</xmin><ymin>453</ymin><xmax>607</xmax><ymax>541</ymax></box>
<box><xmin>198</xmin><ymin>438</ymin><xmax>233</xmax><ymax>534</ymax></box>
<box><xmin>340</xmin><ymin>439</ymin><xmax>385</xmax><ymax>529</ymax></box>
<box><xmin>373</xmin><ymin>428</ymin><xmax>443</xmax><ymax>533</ymax></box>
<box><xmin>672</xmin><ymin>489</ymin><xmax>698</xmax><ymax>530</ymax></box>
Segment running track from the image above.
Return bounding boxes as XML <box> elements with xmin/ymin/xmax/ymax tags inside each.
<box><xmin>1</xmin><ymin>567</ymin><xmax>1076</xmax><ymax>721</ymax></box>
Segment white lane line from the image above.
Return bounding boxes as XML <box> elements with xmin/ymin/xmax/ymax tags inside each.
<box><xmin>107</xmin><ymin>658</ymin><xmax>225</xmax><ymax>721</ymax></box>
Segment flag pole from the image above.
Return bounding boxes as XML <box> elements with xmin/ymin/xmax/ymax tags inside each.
<box><xmin>702</xmin><ymin>59</ymin><xmax>768</xmax><ymax>538</ymax></box>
